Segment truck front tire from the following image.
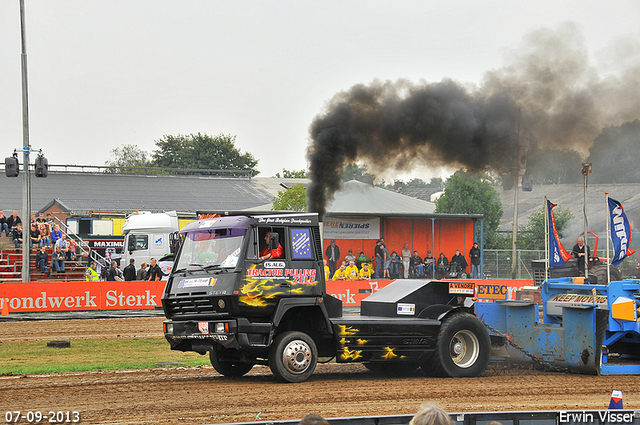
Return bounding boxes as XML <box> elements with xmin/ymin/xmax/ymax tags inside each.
<box><xmin>209</xmin><ymin>350</ymin><xmax>254</xmax><ymax>377</ymax></box>
<box><xmin>428</xmin><ymin>313</ymin><xmax>490</xmax><ymax>377</ymax></box>
<box><xmin>269</xmin><ymin>331</ymin><xmax>317</xmax><ymax>383</ymax></box>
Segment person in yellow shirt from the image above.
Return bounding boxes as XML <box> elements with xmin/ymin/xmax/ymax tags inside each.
<box><xmin>345</xmin><ymin>260</ymin><xmax>359</xmax><ymax>280</ymax></box>
<box><xmin>359</xmin><ymin>262</ymin><xmax>374</xmax><ymax>280</ymax></box>
<box><xmin>332</xmin><ymin>262</ymin><xmax>348</xmax><ymax>280</ymax></box>
<box><xmin>323</xmin><ymin>258</ymin><xmax>331</xmax><ymax>281</ymax></box>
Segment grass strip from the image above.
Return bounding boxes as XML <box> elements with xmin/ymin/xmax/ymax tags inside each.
<box><xmin>0</xmin><ymin>337</ymin><xmax>209</xmax><ymax>375</ymax></box>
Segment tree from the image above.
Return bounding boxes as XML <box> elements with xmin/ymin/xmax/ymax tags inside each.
<box><xmin>152</xmin><ymin>133</ymin><xmax>259</xmax><ymax>175</ymax></box>
<box><xmin>105</xmin><ymin>144</ymin><xmax>153</xmax><ymax>173</ymax></box>
<box><xmin>518</xmin><ymin>205</ymin><xmax>573</xmax><ymax>250</ymax></box>
<box><xmin>342</xmin><ymin>163</ymin><xmax>371</xmax><ymax>182</ymax></box>
<box><xmin>275</xmin><ymin>169</ymin><xmax>307</xmax><ymax>178</ymax></box>
<box><xmin>434</xmin><ymin>170</ymin><xmax>504</xmax><ymax>248</ymax></box>
<box><xmin>272</xmin><ymin>183</ymin><xmax>307</xmax><ymax>211</ymax></box>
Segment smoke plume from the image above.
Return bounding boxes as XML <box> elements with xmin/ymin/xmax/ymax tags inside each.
<box><xmin>306</xmin><ymin>23</ymin><xmax>640</xmax><ymax>218</ymax></box>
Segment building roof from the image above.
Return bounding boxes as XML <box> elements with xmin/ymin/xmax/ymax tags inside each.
<box><xmin>326</xmin><ymin>180</ymin><xmax>437</xmax><ymax>215</ymax></box>
<box><xmin>0</xmin><ymin>171</ymin><xmax>307</xmax><ymax>216</ymax></box>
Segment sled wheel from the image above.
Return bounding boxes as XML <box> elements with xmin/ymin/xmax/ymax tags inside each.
<box><xmin>269</xmin><ymin>331</ymin><xmax>317</xmax><ymax>383</ymax></box>
<box><xmin>430</xmin><ymin>313</ymin><xmax>490</xmax><ymax>377</ymax></box>
<box><xmin>209</xmin><ymin>350</ymin><xmax>254</xmax><ymax>377</ymax></box>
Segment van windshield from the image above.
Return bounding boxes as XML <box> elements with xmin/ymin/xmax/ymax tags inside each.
<box><xmin>176</xmin><ymin>227</ymin><xmax>246</xmax><ymax>270</ymax></box>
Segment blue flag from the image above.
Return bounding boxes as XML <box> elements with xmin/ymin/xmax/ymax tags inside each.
<box><xmin>548</xmin><ymin>200</ymin><xmax>571</xmax><ymax>267</ymax></box>
<box><xmin>608</xmin><ymin>198</ymin><xmax>634</xmax><ymax>267</ymax></box>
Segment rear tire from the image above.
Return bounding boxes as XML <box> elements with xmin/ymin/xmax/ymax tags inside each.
<box><xmin>209</xmin><ymin>350</ymin><xmax>254</xmax><ymax>377</ymax></box>
<box><xmin>429</xmin><ymin>313</ymin><xmax>490</xmax><ymax>377</ymax></box>
<box><xmin>269</xmin><ymin>331</ymin><xmax>317</xmax><ymax>383</ymax></box>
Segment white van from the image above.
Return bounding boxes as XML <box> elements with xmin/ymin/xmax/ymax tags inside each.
<box><xmin>122</xmin><ymin>211</ymin><xmax>181</xmax><ymax>279</ymax></box>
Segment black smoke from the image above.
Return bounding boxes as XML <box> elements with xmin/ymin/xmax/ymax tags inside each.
<box><xmin>306</xmin><ymin>23</ymin><xmax>640</xmax><ymax>218</ymax></box>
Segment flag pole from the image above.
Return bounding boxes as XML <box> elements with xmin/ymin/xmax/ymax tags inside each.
<box><xmin>544</xmin><ymin>196</ymin><xmax>549</xmax><ymax>282</ymax></box>
<box><xmin>606</xmin><ymin>192</ymin><xmax>610</xmax><ymax>284</ymax></box>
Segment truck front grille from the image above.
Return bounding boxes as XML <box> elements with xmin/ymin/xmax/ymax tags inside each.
<box><xmin>166</xmin><ymin>292</ymin><xmax>226</xmax><ymax>317</ymax></box>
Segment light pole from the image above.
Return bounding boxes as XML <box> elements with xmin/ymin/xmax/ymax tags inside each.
<box><xmin>20</xmin><ymin>0</ymin><xmax>31</xmax><ymax>283</ymax></box>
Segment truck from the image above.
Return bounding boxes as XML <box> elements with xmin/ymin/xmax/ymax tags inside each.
<box><xmin>161</xmin><ymin>212</ymin><xmax>493</xmax><ymax>382</ymax></box>
<box><xmin>122</xmin><ymin>211</ymin><xmax>182</xmax><ymax>278</ymax></box>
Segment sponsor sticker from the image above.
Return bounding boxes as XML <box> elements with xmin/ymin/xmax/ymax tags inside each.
<box><xmin>198</xmin><ymin>322</ymin><xmax>209</xmax><ymax>334</ymax></box>
<box><xmin>264</xmin><ymin>261</ymin><xmax>286</xmax><ymax>269</ymax></box>
<box><xmin>397</xmin><ymin>303</ymin><xmax>415</xmax><ymax>315</ymax></box>
<box><xmin>449</xmin><ymin>281</ymin><xmax>474</xmax><ymax>295</ymax></box>
<box><xmin>178</xmin><ymin>277</ymin><xmax>216</xmax><ymax>288</ymax></box>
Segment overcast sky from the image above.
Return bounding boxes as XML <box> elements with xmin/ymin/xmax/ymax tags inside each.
<box><xmin>1</xmin><ymin>1</ymin><xmax>639</xmax><ymax>179</ymax></box>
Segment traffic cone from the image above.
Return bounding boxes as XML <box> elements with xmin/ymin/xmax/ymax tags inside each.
<box><xmin>609</xmin><ymin>390</ymin><xmax>623</xmax><ymax>409</ymax></box>
<box><xmin>1</xmin><ymin>299</ymin><xmax>8</xmax><ymax>316</ymax></box>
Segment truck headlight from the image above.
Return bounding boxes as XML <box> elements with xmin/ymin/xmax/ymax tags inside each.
<box><xmin>164</xmin><ymin>323</ymin><xmax>174</xmax><ymax>334</ymax></box>
<box><xmin>215</xmin><ymin>322</ymin><xmax>226</xmax><ymax>333</ymax></box>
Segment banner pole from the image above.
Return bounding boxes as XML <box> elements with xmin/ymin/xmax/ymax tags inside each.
<box><xmin>606</xmin><ymin>192</ymin><xmax>610</xmax><ymax>284</ymax></box>
<box><xmin>544</xmin><ymin>196</ymin><xmax>549</xmax><ymax>283</ymax></box>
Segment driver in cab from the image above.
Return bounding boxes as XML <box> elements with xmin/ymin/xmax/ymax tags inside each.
<box><xmin>259</xmin><ymin>230</ymin><xmax>283</xmax><ymax>260</ymax></box>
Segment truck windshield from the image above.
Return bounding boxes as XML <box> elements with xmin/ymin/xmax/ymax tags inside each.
<box><xmin>176</xmin><ymin>227</ymin><xmax>246</xmax><ymax>270</ymax></box>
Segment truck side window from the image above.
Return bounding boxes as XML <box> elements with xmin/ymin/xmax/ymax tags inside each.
<box><xmin>128</xmin><ymin>235</ymin><xmax>148</xmax><ymax>251</ymax></box>
<box><xmin>290</xmin><ymin>227</ymin><xmax>313</xmax><ymax>260</ymax></box>
<box><xmin>258</xmin><ymin>228</ymin><xmax>285</xmax><ymax>259</ymax></box>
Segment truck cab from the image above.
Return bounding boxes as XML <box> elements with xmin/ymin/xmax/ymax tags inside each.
<box><xmin>122</xmin><ymin>211</ymin><xmax>181</xmax><ymax>278</ymax></box>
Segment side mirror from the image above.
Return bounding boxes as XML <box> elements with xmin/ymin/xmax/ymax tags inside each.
<box><xmin>269</xmin><ymin>232</ymin><xmax>279</xmax><ymax>250</ymax></box>
<box><xmin>127</xmin><ymin>234</ymin><xmax>136</xmax><ymax>254</ymax></box>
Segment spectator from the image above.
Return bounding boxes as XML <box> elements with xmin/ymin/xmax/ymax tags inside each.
<box><xmin>29</xmin><ymin>223</ymin><xmax>41</xmax><ymax>250</ymax></box>
<box><xmin>436</xmin><ymin>252</ymin><xmax>449</xmax><ymax>280</ymax></box>
<box><xmin>51</xmin><ymin>245</ymin><xmax>65</xmax><ymax>273</ymax></box>
<box><xmin>299</xmin><ymin>414</ymin><xmax>330</xmax><ymax>425</ymax></box>
<box><xmin>0</xmin><ymin>210</ymin><xmax>9</xmax><ymax>237</ymax></box>
<box><xmin>374</xmin><ymin>239</ymin><xmax>383</xmax><ymax>278</ymax></box>
<box><xmin>325</xmin><ymin>239</ymin><xmax>340</xmax><ymax>277</ymax></box>
<box><xmin>45</xmin><ymin>213</ymin><xmax>55</xmax><ymax>228</ymax></box>
<box><xmin>424</xmin><ymin>250</ymin><xmax>434</xmax><ymax>278</ymax></box>
<box><xmin>39</xmin><ymin>223</ymin><xmax>51</xmax><ymax>248</ymax></box>
<box><xmin>572</xmin><ymin>236</ymin><xmax>590</xmax><ymax>275</ymax></box>
<box><xmin>345</xmin><ymin>260</ymin><xmax>359</xmax><ymax>280</ymax></box>
<box><xmin>359</xmin><ymin>262</ymin><xmax>373</xmax><ymax>280</ymax></box>
<box><xmin>344</xmin><ymin>249</ymin><xmax>356</xmax><ymax>264</ymax></box>
<box><xmin>146</xmin><ymin>258</ymin><xmax>163</xmax><ymax>281</ymax></box>
<box><xmin>409</xmin><ymin>405</ymin><xmax>451</xmax><ymax>425</ymax></box>
<box><xmin>85</xmin><ymin>261</ymin><xmax>100</xmax><ymax>281</ymax></box>
<box><xmin>381</xmin><ymin>243</ymin><xmax>390</xmax><ymax>278</ymax></box>
<box><xmin>123</xmin><ymin>258</ymin><xmax>137</xmax><ymax>281</ymax></box>
<box><xmin>68</xmin><ymin>240</ymin><xmax>77</xmax><ymax>261</ymax></box>
<box><xmin>469</xmin><ymin>242</ymin><xmax>481</xmax><ymax>279</ymax></box>
<box><xmin>411</xmin><ymin>250</ymin><xmax>424</xmax><ymax>277</ymax></box>
<box><xmin>108</xmin><ymin>261</ymin><xmax>123</xmax><ymax>281</ymax></box>
<box><xmin>12</xmin><ymin>223</ymin><xmax>24</xmax><ymax>249</ymax></box>
<box><xmin>389</xmin><ymin>251</ymin><xmax>402</xmax><ymax>278</ymax></box>
<box><xmin>6</xmin><ymin>210</ymin><xmax>21</xmax><ymax>233</ymax></box>
<box><xmin>36</xmin><ymin>245</ymin><xmax>50</xmax><ymax>276</ymax></box>
<box><xmin>136</xmin><ymin>261</ymin><xmax>148</xmax><ymax>281</ymax></box>
<box><xmin>356</xmin><ymin>251</ymin><xmax>371</xmax><ymax>269</ymax></box>
<box><xmin>401</xmin><ymin>243</ymin><xmax>411</xmax><ymax>278</ymax></box>
<box><xmin>50</xmin><ymin>224</ymin><xmax>62</xmax><ymax>246</ymax></box>
<box><xmin>30</xmin><ymin>213</ymin><xmax>36</xmax><ymax>225</ymax></box>
<box><xmin>332</xmin><ymin>262</ymin><xmax>348</xmax><ymax>280</ymax></box>
<box><xmin>450</xmin><ymin>249</ymin><xmax>468</xmax><ymax>277</ymax></box>
<box><xmin>56</xmin><ymin>233</ymin><xmax>70</xmax><ymax>259</ymax></box>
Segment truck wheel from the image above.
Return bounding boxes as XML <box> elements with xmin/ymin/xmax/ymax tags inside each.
<box><xmin>269</xmin><ymin>331</ymin><xmax>317</xmax><ymax>383</ymax></box>
<box><xmin>209</xmin><ymin>350</ymin><xmax>254</xmax><ymax>377</ymax></box>
<box><xmin>430</xmin><ymin>313</ymin><xmax>490</xmax><ymax>377</ymax></box>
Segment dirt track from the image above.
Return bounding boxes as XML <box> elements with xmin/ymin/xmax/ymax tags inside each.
<box><xmin>1</xmin><ymin>318</ymin><xmax>639</xmax><ymax>425</ymax></box>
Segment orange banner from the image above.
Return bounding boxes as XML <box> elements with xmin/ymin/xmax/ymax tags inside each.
<box><xmin>473</xmin><ymin>279</ymin><xmax>534</xmax><ymax>300</ymax></box>
<box><xmin>325</xmin><ymin>279</ymin><xmax>395</xmax><ymax>306</ymax></box>
<box><xmin>0</xmin><ymin>280</ymin><xmax>166</xmax><ymax>313</ymax></box>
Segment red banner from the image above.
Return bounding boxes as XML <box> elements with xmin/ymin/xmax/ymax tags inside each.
<box><xmin>0</xmin><ymin>281</ymin><xmax>166</xmax><ymax>313</ymax></box>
